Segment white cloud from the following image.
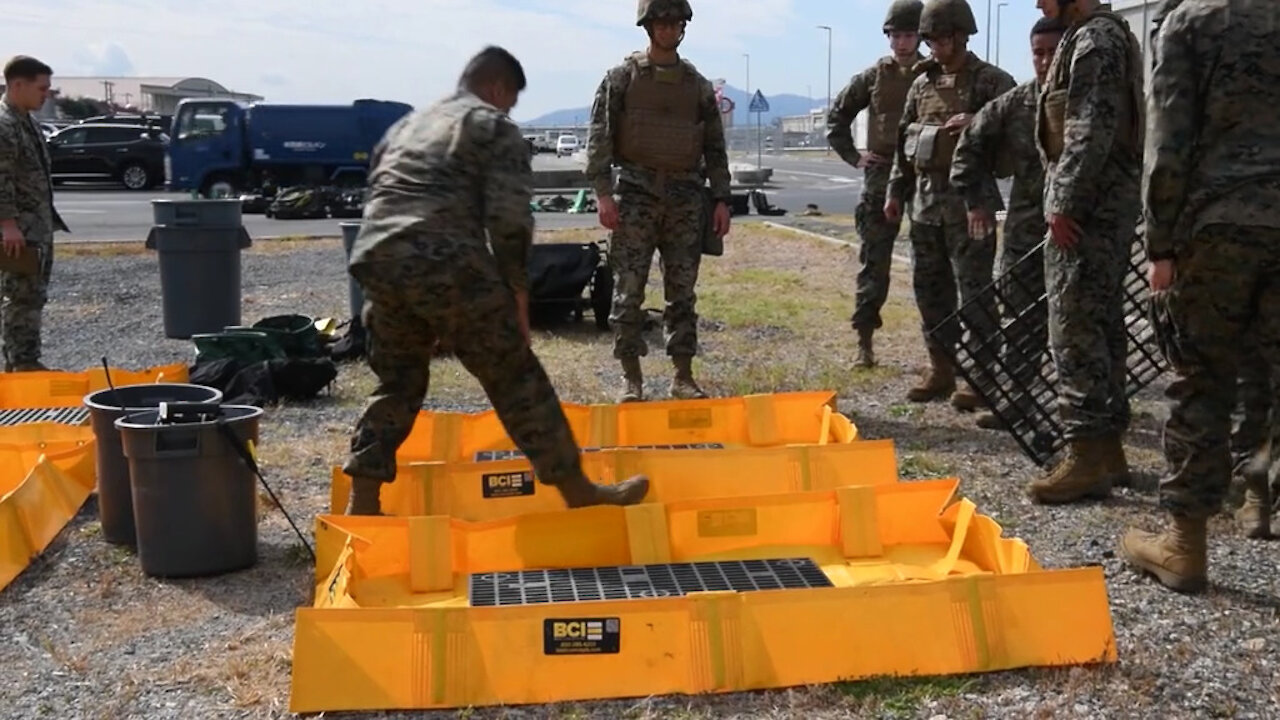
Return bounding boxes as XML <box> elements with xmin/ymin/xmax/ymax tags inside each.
<box><xmin>1</xmin><ymin>0</ymin><xmax>795</xmax><ymax>121</ymax></box>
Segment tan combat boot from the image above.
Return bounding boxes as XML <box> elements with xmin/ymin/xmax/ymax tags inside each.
<box><xmin>1235</xmin><ymin>472</ymin><xmax>1273</xmax><ymax>539</ymax></box>
<box><xmin>671</xmin><ymin>355</ymin><xmax>708</xmax><ymax>400</ymax></box>
<box><xmin>950</xmin><ymin>382</ymin><xmax>985</xmax><ymax>412</ymax></box>
<box><xmin>346</xmin><ymin>475</ymin><xmax>385</xmax><ymax>516</ymax></box>
<box><xmin>619</xmin><ymin>356</ymin><xmax>644</xmax><ymax>403</ymax></box>
<box><xmin>907</xmin><ymin>347</ymin><xmax>956</xmax><ymax>402</ymax></box>
<box><xmin>1101</xmin><ymin>432</ymin><xmax>1132</xmax><ymax>488</ymax></box>
<box><xmin>974</xmin><ymin>411</ymin><xmax>1005</xmax><ymax>430</ymax></box>
<box><xmin>1026</xmin><ymin>436</ymin><xmax>1114</xmax><ymax>504</ymax></box>
<box><xmin>855</xmin><ymin>327</ymin><xmax>876</xmax><ymax>368</ymax></box>
<box><xmin>556</xmin><ymin>473</ymin><xmax>651</xmax><ymax>508</ymax></box>
<box><xmin>1118</xmin><ymin>514</ymin><xmax>1208</xmax><ymax>593</ymax></box>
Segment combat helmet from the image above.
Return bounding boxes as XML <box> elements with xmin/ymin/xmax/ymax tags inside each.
<box><xmin>918</xmin><ymin>0</ymin><xmax>979</xmax><ymax>38</ymax></box>
<box><xmin>636</xmin><ymin>0</ymin><xmax>693</xmax><ymax>26</ymax></box>
<box><xmin>884</xmin><ymin>0</ymin><xmax>924</xmax><ymax>33</ymax></box>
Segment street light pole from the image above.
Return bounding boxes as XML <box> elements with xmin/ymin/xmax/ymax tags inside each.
<box><xmin>996</xmin><ymin>3</ymin><xmax>1008</xmax><ymax>66</ymax></box>
<box><xmin>817</xmin><ymin>25</ymin><xmax>832</xmax><ymax>114</ymax></box>
<box><xmin>743</xmin><ymin>53</ymin><xmax>750</xmax><ymax>95</ymax></box>
<box><xmin>985</xmin><ymin>0</ymin><xmax>992</xmax><ymax>60</ymax></box>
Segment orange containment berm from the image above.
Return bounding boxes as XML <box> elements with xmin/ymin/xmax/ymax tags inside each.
<box><xmin>0</xmin><ymin>363</ymin><xmax>189</xmax><ymax>409</ymax></box>
<box><xmin>293</xmin><ymin>396</ymin><xmax>1117</xmax><ymax>715</ymax></box>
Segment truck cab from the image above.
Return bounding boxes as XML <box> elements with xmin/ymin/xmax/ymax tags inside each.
<box><xmin>167</xmin><ymin>100</ymin><xmax>246</xmax><ymax>196</ymax></box>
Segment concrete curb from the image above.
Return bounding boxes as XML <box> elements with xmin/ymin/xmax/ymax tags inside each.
<box><xmin>761</xmin><ymin>221</ymin><xmax>914</xmax><ymax>268</ymax></box>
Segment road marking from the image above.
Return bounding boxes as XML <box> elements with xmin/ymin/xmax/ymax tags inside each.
<box><xmin>762</xmin><ymin>221</ymin><xmax>914</xmax><ymax>268</ymax></box>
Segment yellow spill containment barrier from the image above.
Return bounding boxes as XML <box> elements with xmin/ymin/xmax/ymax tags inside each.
<box><xmin>398</xmin><ymin>391</ymin><xmax>856</xmax><ymax>464</ymax></box>
<box><xmin>330</xmin><ymin>439</ymin><xmax>900</xmax><ymax>522</ymax></box>
<box><xmin>0</xmin><ymin>362</ymin><xmax>189</xmax><ymax>409</ymax></box>
<box><xmin>0</xmin><ymin>423</ymin><xmax>96</xmax><ymax>593</ymax></box>
<box><xmin>290</xmin><ymin>478</ymin><xmax>1117</xmax><ymax>713</ymax></box>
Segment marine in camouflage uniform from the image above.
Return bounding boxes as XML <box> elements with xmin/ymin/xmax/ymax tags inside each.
<box><xmin>0</xmin><ymin>56</ymin><xmax>67</xmax><ymax>372</ymax></box>
<box><xmin>885</xmin><ymin>0</ymin><xmax>1016</xmax><ymax>409</ymax></box>
<box><xmin>1120</xmin><ymin>0</ymin><xmax>1280</xmax><ymax>592</ymax></box>
<box><xmin>586</xmin><ymin>0</ymin><xmax>732</xmax><ymax>403</ymax></box>
<box><xmin>825</xmin><ymin>0</ymin><xmax>924</xmax><ymax>368</ymax></box>
<box><xmin>1026</xmin><ymin>0</ymin><xmax>1145</xmax><ymax>505</ymax></box>
<box><xmin>949</xmin><ymin>17</ymin><xmax>1067</xmax><ymax>430</ymax></box>
<box><xmin>342</xmin><ymin>47</ymin><xmax>649</xmax><ymax>516</ymax></box>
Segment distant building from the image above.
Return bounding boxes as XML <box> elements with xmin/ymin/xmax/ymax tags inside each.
<box><xmin>48</xmin><ymin>76</ymin><xmax>262</xmax><ymax>115</ymax></box>
<box><xmin>1111</xmin><ymin>0</ymin><xmax>1162</xmax><ymax>84</ymax></box>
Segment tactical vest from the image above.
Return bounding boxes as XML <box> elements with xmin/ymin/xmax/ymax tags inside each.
<box><xmin>616</xmin><ymin>53</ymin><xmax>705</xmax><ymax>173</ymax></box>
<box><xmin>867</xmin><ymin>57</ymin><xmax>919</xmax><ymax>157</ymax></box>
<box><xmin>903</xmin><ymin>54</ymin><xmax>990</xmax><ymax>173</ymax></box>
<box><xmin>1039</xmin><ymin>11</ymin><xmax>1144</xmax><ymax>163</ymax></box>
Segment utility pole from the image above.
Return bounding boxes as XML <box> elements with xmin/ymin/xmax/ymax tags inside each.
<box><xmin>985</xmin><ymin>0</ymin><xmax>992</xmax><ymax>60</ymax></box>
<box><xmin>996</xmin><ymin>3</ymin><xmax>1008</xmax><ymax>66</ymax></box>
<box><xmin>817</xmin><ymin>25</ymin><xmax>832</xmax><ymax>114</ymax></box>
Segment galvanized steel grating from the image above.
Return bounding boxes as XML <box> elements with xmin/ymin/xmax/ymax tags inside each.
<box><xmin>0</xmin><ymin>407</ymin><xmax>90</xmax><ymax>427</ymax></box>
<box><xmin>930</xmin><ymin>234</ymin><xmax>1166</xmax><ymax>467</ymax></box>
<box><xmin>474</xmin><ymin>443</ymin><xmax>726</xmax><ymax>462</ymax></box>
<box><xmin>468</xmin><ymin>558</ymin><xmax>833</xmax><ymax>607</ymax></box>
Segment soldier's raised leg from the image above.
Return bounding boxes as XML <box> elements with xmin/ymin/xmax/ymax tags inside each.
<box><xmin>608</xmin><ymin>185</ymin><xmax>660</xmax><ymax>402</ymax></box>
<box><xmin>658</xmin><ymin>188</ymin><xmax>707</xmax><ymax>399</ymax></box>
<box><xmin>851</xmin><ymin>163</ymin><xmax>903</xmax><ymax>368</ymax></box>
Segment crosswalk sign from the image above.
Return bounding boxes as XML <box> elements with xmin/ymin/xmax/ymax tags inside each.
<box><xmin>748</xmin><ymin>90</ymin><xmax>770</xmax><ymax>114</ymax></box>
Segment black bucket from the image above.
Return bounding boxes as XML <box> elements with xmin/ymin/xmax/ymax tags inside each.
<box><xmin>83</xmin><ymin>383</ymin><xmax>224</xmax><ymax>546</ymax></box>
<box><xmin>115</xmin><ymin>404</ymin><xmax>262</xmax><ymax>578</ymax></box>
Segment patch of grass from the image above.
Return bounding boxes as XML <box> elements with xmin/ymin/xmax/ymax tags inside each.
<box><xmin>899</xmin><ymin>452</ymin><xmax>952</xmax><ymax>478</ymax></box>
<box><xmin>56</xmin><ymin>242</ymin><xmax>147</xmax><ymax>258</ymax></box>
<box><xmin>836</xmin><ymin>675</ymin><xmax>978</xmax><ymax>717</ymax></box>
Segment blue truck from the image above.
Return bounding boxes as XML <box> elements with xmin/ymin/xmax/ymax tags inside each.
<box><xmin>165</xmin><ymin>97</ymin><xmax>414</xmax><ymax>197</ymax></box>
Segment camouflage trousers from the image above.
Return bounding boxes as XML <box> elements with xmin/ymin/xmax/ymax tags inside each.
<box><xmin>850</xmin><ymin>163</ymin><xmax>903</xmax><ymax>331</ymax></box>
<box><xmin>1233</xmin><ymin>337</ymin><xmax>1271</xmax><ymax>481</ymax></box>
<box><xmin>608</xmin><ymin>181</ymin><xmax>703</xmax><ymax>360</ymax></box>
<box><xmin>910</xmin><ymin>218</ymin><xmax>998</xmax><ymax>360</ymax></box>
<box><xmin>1045</xmin><ymin>212</ymin><xmax>1133</xmax><ymax>441</ymax></box>
<box><xmin>1</xmin><ymin>240</ymin><xmax>53</xmax><ymax>370</ymax></box>
<box><xmin>343</xmin><ymin>242</ymin><xmax>586</xmax><ymax>487</ymax></box>
<box><xmin>997</xmin><ymin>222</ymin><xmax>1048</xmax><ymax>388</ymax></box>
<box><xmin>1153</xmin><ymin>224</ymin><xmax>1280</xmax><ymax>518</ymax></box>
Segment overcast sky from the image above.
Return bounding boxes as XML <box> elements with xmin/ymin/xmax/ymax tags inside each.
<box><xmin>4</xmin><ymin>0</ymin><xmax>1049</xmax><ymax>121</ymax></box>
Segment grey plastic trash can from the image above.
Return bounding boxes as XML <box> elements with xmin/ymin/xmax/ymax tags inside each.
<box><xmin>340</xmin><ymin>221</ymin><xmax>365</xmax><ymax>323</ymax></box>
<box><xmin>145</xmin><ymin>199</ymin><xmax>253</xmax><ymax>340</ymax></box>
<box><xmin>115</xmin><ymin>404</ymin><xmax>263</xmax><ymax>578</ymax></box>
<box><xmin>83</xmin><ymin>383</ymin><xmax>224</xmax><ymax>546</ymax></box>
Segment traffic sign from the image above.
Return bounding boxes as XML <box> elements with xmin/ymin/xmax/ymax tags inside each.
<box><xmin>748</xmin><ymin>90</ymin><xmax>770</xmax><ymax>114</ymax></box>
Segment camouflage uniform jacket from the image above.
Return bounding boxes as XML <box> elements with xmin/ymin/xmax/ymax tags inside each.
<box><xmin>349</xmin><ymin>90</ymin><xmax>534</xmax><ymax>293</ymax></box>
<box><xmin>825</xmin><ymin>52</ymin><xmax>924</xmax><ymax>167</ymax></box>
<box><xmin>585</xmin><ymin>52</ymin><xmax>732</xmax><ymax>202</ymax></box>
<box><xmin>1037</xmin><ymin>10</ymin><xmax>1144</xmax><ymax>223</ymax></box>
<box><xmin>951</xmin><ymin>80</ymin><xmax>1044</xmax><ymax>234</ymax></box>
<box><xmin>1144</xmin><ymin>0</ymin><xmax>1280</xmax><ymax>260</ymax></box>
<box><xmin>0</xmin><ymin>96</ymin><xmax>65</xmax><ymax>244</ymax></box>
<box><xmin>888</xmin><ymin>52</ymin><xmax>1017</xmax><ymax>225</ymax></box>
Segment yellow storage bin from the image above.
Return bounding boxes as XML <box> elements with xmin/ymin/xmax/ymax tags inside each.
<box><xmin>397</xmin><ymin>391</ymin><xmax>856</xmax><ymax>465</ymax></box>
<box><xmin>0</xmin><ymin>362</ymin><xmax>189</xmax><ymax>410</ymax></box>
<box><xmin>0</xmin><ymin>423</ymin><xmax>97</xmax><ymax>593</ymax></box>
<box><xmin>331</xmin><ymin>439</ymin><xmax>899</xmax><ymax>522</ymax></box>
<box><xmin>290</xmin><ymin>479</ymin><xmax>1117</xmax><ymax>713</ymax></box>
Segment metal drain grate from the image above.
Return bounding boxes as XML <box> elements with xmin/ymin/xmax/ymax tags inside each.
<box><xmin>932</xmin><ymin>233</ymin><xmax>1166</xmax><ymax>467</ymax></box>
<box><xmin>468</xmin><ymin>558</ymin><xmax>832</xmax><ymax>607</ymax></box>
<box><xmin>474</xmin><ymin>443</ymin><xmax>726</xmax><ymax>462</ymax></box>
<box><xmin>0</xmin><ymin>407</ymin><xmax>90</xmax><ymax>427</ymax></box>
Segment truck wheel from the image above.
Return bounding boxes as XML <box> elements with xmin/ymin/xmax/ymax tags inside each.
<box><xmin>201</xmin><ymin>176</ymin><xmax>240</xmax><ymax>199</ymax></box>
<box><xmin>119</xmin><ymin>163</ymin><xmax>152</xmax><ymax>191</ymax></box>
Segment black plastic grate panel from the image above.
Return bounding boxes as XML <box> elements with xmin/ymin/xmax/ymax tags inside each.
<box><xmin>0</xmin><ymin>407</ymin><xmax>90</xmax><ymax>427</ymax></box>
<box><xmin>474</xmin><ymin>443</ymin><xmax>726</xmax><ymax>462</ymax></box>
<box><xmin>468</xmin><ymin>558</ymin><xmax>832</xmax><ymax>607</ymax></box>
<box><xmin>932</xmin><ymin>234</ymin><xmax>1166</xmax><ymax>467</ymax></box>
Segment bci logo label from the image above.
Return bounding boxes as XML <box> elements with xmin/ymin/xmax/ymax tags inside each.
<box><xmin>481</xmin><ymin>470</ymin><xmax>535</xmax><ymax>499</ymax></box>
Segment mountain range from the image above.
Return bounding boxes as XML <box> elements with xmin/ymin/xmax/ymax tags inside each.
<box><xmin>519</xmin><ymin>85</ymin><xmax>827</xmax><ymax>128</ymax></box>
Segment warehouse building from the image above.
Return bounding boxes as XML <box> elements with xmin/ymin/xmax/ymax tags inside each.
<box><xmin>47</xmin><ymin>76</ymin><xmax>262</xmax><ymax>115</ymax></box>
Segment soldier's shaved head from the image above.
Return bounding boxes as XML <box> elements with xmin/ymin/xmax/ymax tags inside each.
<box><xmin>459</xmin><ymin>46</ymin><xmax>527</xmax><ymax>95</ymax></box>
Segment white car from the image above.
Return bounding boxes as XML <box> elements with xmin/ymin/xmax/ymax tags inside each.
<box><xmin>555</xmin><ymin>135</ymin><xmax>579</xmax><ymax>157</ymax></box>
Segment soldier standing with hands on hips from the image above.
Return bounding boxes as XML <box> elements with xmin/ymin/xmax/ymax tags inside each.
<box><xmin>341</xmin><ymin>47</ymin><xmax>650</xmax><ymax>516</ymax></box>
<box><xmin>586</xmin><ymin>0</ymin><xmax>732</xmax><ymax>404</ymax></box>
<box><xmin>825</xmin><ymin>0</ymin><xmax>925</xmax><ymax>369</ymax></box>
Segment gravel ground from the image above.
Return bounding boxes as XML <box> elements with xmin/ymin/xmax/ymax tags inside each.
<box><xmin>0</xmin><ymin>225</ymin><xmax>1276</xmax><ymax>720</ymax></box>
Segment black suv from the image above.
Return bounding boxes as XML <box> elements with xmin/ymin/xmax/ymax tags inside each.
<box><xmin>46</xmin><ymin>123</ymin><xmax>168</xmax><ymax>190</ymax></box>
